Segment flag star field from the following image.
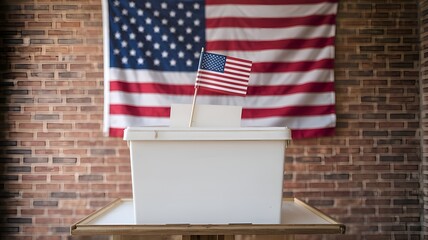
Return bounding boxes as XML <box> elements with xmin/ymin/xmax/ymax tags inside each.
<box><xmin>109</xmin><ymin>0</ymin><xmax>205</xmax><ymax>71</ymax></box>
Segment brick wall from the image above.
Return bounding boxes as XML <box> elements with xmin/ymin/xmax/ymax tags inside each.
<box><xmin>0</xmin><ymin>0</ymin><xmax>423</xmax><ymax>240</ymax></box>
<box><xmin>285</xmin><ymin>1</ymin><xmax>421</xmax><ymax>239</ymax></box>
<box><xmin>420</xmin><ymin>0</ymin><xmax>428</xmax><ymax>239</ymax></box>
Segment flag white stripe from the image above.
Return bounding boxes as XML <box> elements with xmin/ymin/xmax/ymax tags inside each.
<box><xmin>250</xmin><ymin>70</ymin><xmax>334</xmax><ymax>86</ymax></box>
<box><xmin>241</xmin><ymin>114</ymin><xmax>336</xmax><ymax>129</ymax></box>
<box><xmin>109</xmin><ymin>113</ymin><xmax>336</xmax><ymax>130</ymax></box>
<box><xmin>217</xmin><ymin>47</ymin><xmax>334</xmax><ymax>64</ymax></box>
<box><xmin>110</xmin><ymin>92</ymin><xmax>334</xmax><ymax>108</ymax></box>
<box><xmin>110</xmin><ymin>115</ymin><xmax>170</xmax><ymax>128</ymax></box>
<box><xmin>109</xmin><ymin>68</ymin><xmax>333</xmax><ymax>86</ymax></box>
<box><xmin>206</xmin><ymin>25</ymin><xmax>335</xmax><ymax>41</ymax></box>
<box><xmin>206</xmin><ymin>3</ymin><xmax>337</xmax><ymax>18</ymax></box>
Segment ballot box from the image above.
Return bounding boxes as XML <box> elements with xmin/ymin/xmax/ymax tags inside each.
<box><xmin>123</xmin><ymin>105</ymin><xmax>291</xmax><ymax>224</ymax></box>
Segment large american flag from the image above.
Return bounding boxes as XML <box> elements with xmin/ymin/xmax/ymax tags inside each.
<box><xmin>103</xmin><ymin>0</ymin><xmax>338</xmax><ymax>139</ymax></box>
<box><xmin>196</xmin><ymin>51</ymin><xmax>252</xmax><ymax>96</ymax></box>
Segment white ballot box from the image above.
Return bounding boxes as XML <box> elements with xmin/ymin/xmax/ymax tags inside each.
<box><xmin>123</xmin><ymin>105</ymin><xmax>291</xmax><ymax>224</ymax></box>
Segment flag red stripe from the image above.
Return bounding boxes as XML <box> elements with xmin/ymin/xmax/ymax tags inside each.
<box><xmin>110</xmin><ymin>81</ymin><xmax>194</xmax><ymax>95</ymax></box>
<box><xmin>206</xmin><ymin>15</ymin><xmax>336</xmax><ymax>28</ymax></box>
<box><xmin>111</xmin><ymin>81</ymin><xmax>333</xmax><ymax>95</ymax></box>
<box><xmin>252</xmin><ymin>59</ymin><xmax>334</xmax><ymax>73</ymax></box>
<box><xmin>109</xmin><ymin>127</ymin><xmax>125</xmax><ymax>138</ymax></box>
<box><xmin>197</xmin><ymin>80</ymin><xmax>248</xmax><ymax>92</ymax></box>
<box><xmin>110</xmin><ymin>104</ymin><xmax>170</xmax><ymax>117</ymax></box>
<box><xmin>206</xmin><ymin>0</ymin><xmax>337</xmax><ymax>5</ymax></box>
<box><xmin>247</xmin><ymin>82</ymin><xmax>334</xmax><ymax>95</ymax></box>
<box><xmin>111</xmin><ymin>104</ymin><xmax>333</xmax><ymax>118</ymax></box>
<box><xmin>207</xmin><ymin>37</ymin><xmax>335</xmax><ymax>51</ymax></box>
<box><xmin>243</xmin><ymin>105</ymin><xmax>335</xmax><ymax>118</ymax></box>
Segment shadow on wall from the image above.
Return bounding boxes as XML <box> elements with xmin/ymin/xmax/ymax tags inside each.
<box><xmin>0</xmin><ymin>6</ymin><xmax>23</xmax><ymax>234</ymax></box>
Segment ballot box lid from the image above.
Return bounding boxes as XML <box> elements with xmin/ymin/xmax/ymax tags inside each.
<box><xmin>123</xmin><ymin>127</ymin><xmax>291</xmax><ymax>141</ymax></box>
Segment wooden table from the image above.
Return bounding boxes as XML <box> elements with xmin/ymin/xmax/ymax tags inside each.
<box><xmin>70</xmin><ymin>198</ymin><xmax>345</xmax><ymax>240</ymax></box>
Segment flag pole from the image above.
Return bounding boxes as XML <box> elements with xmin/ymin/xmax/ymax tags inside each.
<box><xmin>189</xmin><ymin>47</ymin><xmax>205</xmax><ymax>127</ymax></box>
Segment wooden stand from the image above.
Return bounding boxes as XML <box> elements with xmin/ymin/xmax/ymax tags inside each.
<box><xmin>70</xmin><ymin>198</ymin><xmax>345</xmax><ymax>240</ymax></box>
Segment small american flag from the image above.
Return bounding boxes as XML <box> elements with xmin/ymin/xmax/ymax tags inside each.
<box><xmin>196</xmin><ymin>51</ymin><xmax>252</xmax><ymax>96</ymax></box>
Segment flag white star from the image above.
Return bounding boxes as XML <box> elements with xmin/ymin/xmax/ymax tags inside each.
<box><xmin>178</xmin><ymin>2</ymin><xmax>184</xmax><ymax>9</ymax></box>
<box><xmin>138</xmin><ymin>42</ymin><xmax>143</xmax><ymax>48</ymax></box>
<box><xmin>145</xmin><ymin>50</ymin><xmax>152</xmax><ymax>57</ymax></box>
<box><xmin>162</xmin><ymin>34</ymin><xmax>168</xmax><ymax>41</ymax></box>
<box><xmin>146</xmin><ymin>34</ymin><xmax>152</xmax><ymax>41</ymax></box>
<box><xmin>161</xmin><ymin>2</ymin><xmax>167</xmax><ymax>9</ymax></box>
<box><xmin>129</xmin><ymin>33</ymin><xmax>136</xmax><ymax>40</ymax></box>
<box><xmin>194</xmin><ymin>52</ymin><xmax>200</xmax><ymax>59</ymax></box>
<box><xmin>114</xmin><ymin>32</ymin><xmax>121</xmax><ymax>39</ymax></box>
<box><xmin>137</xmin><ymin>9</ymin><xmax>144</xmax><ymax>16</ymax></box>
<box><xmin>129</xmin><ymin>1</ymin><xmax>135</xmax><ymax>8</ymax></box>
<box><xmin>170</xmin><ymin>11</ymin><xmax>176</xmax><ymax>17</ymax></box>
<box><xmin>154</xmin><ymin>59</ymin><xmax>160</xmax><ymax>66</ymax></box>
<box><xmin>130</xmin><ymin>49</ymin><xmax>136</xmax><ymax>56</ymax></box>
<box><xmin>154</xmin><ymin>10</ymin><xmax>160</xmax><ymax>17</ymax></box>
<box><xmin>138</xmin><ymin>58</ymin><xmax>144</xmax><ymax>65</ymax></box>
<box><xmin>121</xmin><ymin>41</ymin><xmax>127</xmax><ymax>48</ymax></box>
<box><xmin>178</xmin><ymin>19</ymin><xmax>184</xmax><ymax>26</ymax></box>
<box><xmin>122</xmin><ymin>9</ymin><xmax>128</xmax><ymax>16</ymax></box>
<box><xmin>154</xmin><ymin>43</ymin><xmax>160</xmax><ymax>49</ymax></box>
<box><xmin>186</xmin><ymin>59</ymin><xmax>192</xmax><ymax>66</ymax></box>
<box><xmin>186</xmin><ymin>44</ymin><xmax>192</xmax><ymax>50</ymax></box>
<box><xmin>121</xmin><ymin>57</ymin><xmax>128</xmax><ymax>64</ymax></box>
<box><xmin>130</xmin><ymin>17</ymin><xmax>136</xmax><ymax>24</ymax></box>
<box><xmin>186</xmin><ymin>11</ymin><xmax>192</xmax><ymax>18</ymax></box>
<box><xmin>170</xmin><ymin>43</ymin><xmax>176</xmax><ymax>49</ymax></box>
<box><xmin>145</xmin><ymin>17</ymin><xmax>152</xmax><ymax>24</ymax></box>
<box><xmin>170</xmin><ymin>59</ymin><xmax>176</xmax><ymax>66</ymax></box>
<box><xmin>113</xmin><ymin>0</ymin><xmax>119</xmax><ymax>6</ymax></box>
<box><xmin>194</xmin><ymin>3</ymin><xmax>200</xmax><ymax>9</ymax></box>
<box><xmin>138</xmin><ymin>26</ymin><xmax>144</xmax><ymax>32</ymax></box>
<box><xmin>161</xmin><ymin>51</ymin><xmax>168</xmax><ymax>58</ymax></box>
<box><xmin>194</xmin><ymin>36</ymin><xmax>200</xmax><ymax>42</ymax></box>
<box><xmin>114</xmin><ymin>16</ymin><xmax>120</xmax><ymax>22</ymax></box>
<box><xmin>154</xmin><ymin>26</ymin><xmax>160</xmax><ymax>33</ymax></box>
<box><xmin>170</xmin><ymin>27</ymin><xmax>176</xmax><ymax>33</ymax></box>
<box><xmin>178</xmin><ymin>51</ymin><xmax>185</xmax><ymax>58</ymax></box>
<box><xmin>145</xmin><ymin>2</ymin><xmax>151</xmax><ymax>8</ymax></box>
<box><xmin>114</xmin><ymin>49</ymin><xmax>120</xmax><ymax>55</ymax></box>
<box><xmin>186</xmin><ymin>27</ymin><xmax>192</xmax><ymax>34</ymax></box>
<box><xmin>194</xmin><ymin>19</ymin><xmax>200</xmax><ymax>26</ymax></box>
<box><xmin>162</xmin><ymin>19</ymin><xmax>168</xmax><ymax>25</ymax></box>
<box><xmin>178</xmin><ymin>35</ymin><xmax>184</xmax><ymax>42</ymax></box>
<box><xmin>121</xmin><ymin>24</ymin><xmax>128</xmax><ymax>31</ymax></box>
